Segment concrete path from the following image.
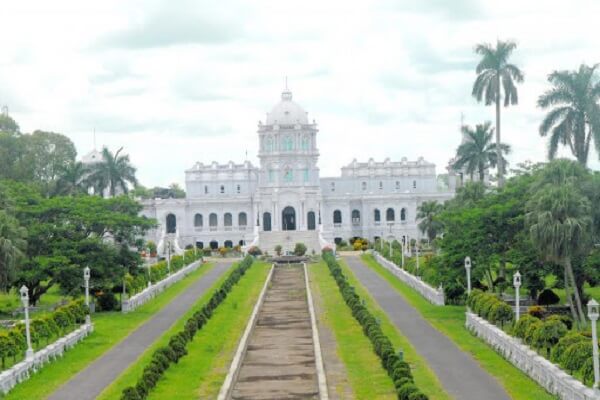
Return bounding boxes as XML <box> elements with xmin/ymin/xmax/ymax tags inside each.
<box><xmin>344</xmin><ymin>256</ymin><xmax>510</xmax><ymax>400</ymax></box>
<box><xmin>231</xmin><ymin>265</ymin><xmax>319</xmax><ymax>399</ymax></box>
<box><xmin>48</xmin><ymin>262</ymin><xmax>231</xmax><ymax>400</ymax></box>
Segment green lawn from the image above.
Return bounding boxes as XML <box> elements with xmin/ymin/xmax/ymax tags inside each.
<box><xmin>309</xmin><ymin>261</ymin><xmax>449</xmax><ymax>400</ymax></box>
<box><xmin>360</xmin><ymin>254</ymin><xmax>556</xmax><ymax>400</ymax></box>
<box><xmin>97</xmin><ymin>260</ymin><xmax>262</xmax><ymax>399</ymax></box>
<box><xmin>0</xmin><ymin>284</ymin><xmax>69</xmax><ymax>319</ymax></box>
<box><xmin>150</xmin><ymin>261</ymin><xmax>271</xmax><ymax>399</ymax></box>
<box><xmin>4</xmin><ymin>262</ymin><xmax>216</xmax><ymax>400</ymax></box>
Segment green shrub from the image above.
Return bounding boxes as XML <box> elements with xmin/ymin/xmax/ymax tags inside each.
<box><xmin>120</xmin><ymin>387</ymin><xmax>142</xmax><ymax>400</ymax></box>
<box><xmin>537</xmin><ymin>289</ymin><xmax>560</xmax><ymax>306</ymax></box>
<box><xmin>527</xmin><ymin>305</ymin><xmax>544</xmax><ymax>319</ymax></box>
<box><xmin>97</xmin><ymin>292</ymin><xmax>118</xmax><ymax>311</ymax></box>
<box><xmin>545</xmin><ymin>314</ymin><xmax>573</xmax><ymax>330</ymax></box>
<box><xmin>551</xmin><ymin>331</ymin><xmax>588</xmax><ymax>363</ymax></box>
<box><xmin>532</xmin><ymin>319</ymin><xmax>567</xmax><ymax>356</ymax></box>
<box><xmin>397</xmin><ymin>382</ymin><xmax>419</xmax><ymax>400</ymax></box>
<box><xmin>408</xmin><ymin>392</ymin><xmax>429</xmax><ymax>400</ymax></box>
<box><xmin>580</xmin><ymin>357</ymin><xmax>595</xmax><ymax>386</ymax></box>
<box><xmin>560</xmin><ymin>341</ymin><xmax>593</xmax><ymax>373</ymax></box>
<box><xmin>294</xmin><ymin>242</ymin><xmax>307</xmax><ymax>256</ymax></box>
<box><xmin>490</xmin><ymin>302</ymin><xmax>513</xmax><ymax>327</ymax></box>
<box><xmin>513</xmin><ymin>315</ymin><xmax>540</xmax><ymax>339</ymax></box>
<box><xmin>524</xmin><ymin>320</ymin><xmax>543</xmax><ymax>346</ymax></box>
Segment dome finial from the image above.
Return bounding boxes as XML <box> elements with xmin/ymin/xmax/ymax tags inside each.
<box><xmin>281</xmin><ymin>76</ymin><xmax>292</xmax><ymax>100</ymax></box>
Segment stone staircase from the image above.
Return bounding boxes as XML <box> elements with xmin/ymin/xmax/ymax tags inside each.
<box><xmin>258</xmin><ymin>230</ymin><xmax>321</xmax><ymax>255</ymax></box>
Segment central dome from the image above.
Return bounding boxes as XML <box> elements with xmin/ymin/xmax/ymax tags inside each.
<box><xmin>266</xmin><ymin>89</ymin><xmax>309</xmax><ymax>125</ymax></box>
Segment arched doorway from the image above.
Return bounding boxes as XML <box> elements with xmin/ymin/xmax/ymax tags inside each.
<box><xmin>307</xmin><ymin>211</ymin><xmax>316</xmax><ymax>230</ymax></box>
<box><xmin>263</xmin><ymin>212</ymin><xmax>272</xmax><ymax>232</ymax></box>
<box><xmin>282</xmin><ymin>206</ymin><xmax>296</xmax><ymax>231</ymax></box>
<box><xmin>166</xmin><ymin>213</ymin><xmax>176</xmax><ymax>233</ymax></box>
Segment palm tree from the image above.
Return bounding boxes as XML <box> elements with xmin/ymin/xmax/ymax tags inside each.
<box><xmin>526</xmin><ymin>160</ymin><xmax>591</xmax><ymax>326</ymax></box>
<box><xmin>453</xmin><ymin>122</ymin><xmax>510</xmax><ymax>182</ymax></box>
<box><xmin>472</xmin><ymin>39</ymin><xmax>524</xmax><ymax>187</ymax></box>
<box><xmin>417</xmin><ymin>201</ymin><xmax>443</xmax><ymax>243</ymax></box>
<box><xmin>54</xmin><ymin>161</ymin><xmax>90</xmax><ymax>196</ymax></box>
<box><xmin>537</xmin><ymin>64</ymin><xmax>600</xmax><ymax>166</ymax></box>
<box><xmin>88</xmin><ymin>147</ymin><xmax>138</xmax><ymax>197</ymax></box>
<box><xmin>0</xmin><ymin>211</ymin><xmax>26</xmax><ymax>292</ymax></box>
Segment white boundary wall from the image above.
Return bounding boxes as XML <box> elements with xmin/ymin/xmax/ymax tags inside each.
<box><xmin>122</xmin><ymin>259</ymin><xmax>203</xmax><ymax>313</ymax></box>
<box><xmin>466</xmin><ymin>312</ymin><xmax>599</xmax><ymax>400</ymax></box>
<box><xmin>0</xmin><ymin>322</ymin><xmax>93</xmax><ymax>394</ymax></box>
<box><xmin>372</xmin><ymin>251</ymin><xmax>445</xmax><ymax>306</ymax></box>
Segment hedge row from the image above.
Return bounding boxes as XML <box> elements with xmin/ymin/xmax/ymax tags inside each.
<box><xmin>0</xmin><ymin>299</ymin><xmax>89</xmax><ymax>369</ymax></box>
<box><xmin>120</xmin><ymin>255</ymin><xmax>255</xmax><ymax>400</ymax></box>
<box><xmin>322</xmin><ymin>253</ymin><xmax>429</xmax><ymax>400</ymax></box>
<box><xmin>468</xmin><ymin>289</ymin><xmax>597</xmax><ymax>387</ymax></box>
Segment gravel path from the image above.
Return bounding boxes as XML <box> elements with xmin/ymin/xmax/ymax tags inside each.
<box><xmin>48</xmin><ymin>261</ymin><xmax>230</xmax><ymax>400</ymax></box>
<box><xmin>344</xmin><ymin>256</ymin><xmax>510</xmax><ymax>400</ymax></box>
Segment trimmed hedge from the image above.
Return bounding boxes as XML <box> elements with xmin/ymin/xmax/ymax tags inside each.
<box><xmin>0</xmin><ymin>299</ymin><xmax>89</xmax><ymax>370</ymax></box>
<box><xmin>322</xmin><ymin>253</ymin><xmax>429</xmax><ymax>400</ymax></box>
<box><xmin>120</xmin><ymin>255</ymin><xmax>255</xmax><ymax>400</ymax></box>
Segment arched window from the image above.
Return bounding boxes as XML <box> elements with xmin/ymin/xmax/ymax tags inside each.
<box><xmin>237</xmin><ymin>184</ymin><xmax>241</xmax><ymax>194</ymax></box>
<box><xmin>210</xmin><ymin>240</ymin><xmax>218</xmax><ymax>249</ymax></box>
<box><xmin>333</xmin><ymin>210</ymin><xmax>342</xmax><ymax>225</ymax></box>
<box><xmin>307</xmin><ymin>211</ymin><xmax>316</xmax><ymax>230</ymax></box>
<box><xmin>238</xmin><ymin>212</ymin><xmax>247</xmax><ymax>227</ymax></box>
<box><xmin>379</xmin><ymin>181</ymin><xmax>383</xmax><ymax>190</ymax></box>
<box><xmin>352</xmin><ymin>209</ymin><xmax>361</xmax><ymax>225</ymax></box>
<box><xmin>361</xmin><ymin>182</ymin><xmax>367</xmax><ymax>191</ymax></box>
<box><xmin>401</xmin><ymin>208</ymin><xmax>407</xmax><ymax>221</ymax></box>
<box><xmin>374</xmin><ymin>208</ymin><xmax>381</xmax><ymax>222</ymax></box>
<box><xmin>386</xmin><ymin>208</ymin><xmax>395</xmax><ymax>221</ymax></box>
<box><xmin>263</xmin><ymin>212</ymin><xmax>272</xmax><ymax>231</ymax></box>
<box><xmin>302</xmin><ymin>135</ymin><xmax>309</xmax><ymax>150</ymax></box>
<box><xmin>224</xmin><ymin>240</ymin><xmax>233</xmax><ymax>248</ymax></box>
<box><xmin>204</xmin><ymin>185</ymin><xmax>208</xmax><ymax>194</ymax></box>
<box><xmin>282</xmin><ymin>136</ymin><xmax>293</xmax><ymax>151</ymax></box>
<box><xmin>209</xmin><ymin>213</ymin><xmax>218</xmax><ymax>230</ymax></box>
<box><xmin>413</xmin><ymin>180</ymin><xmax>417</xmax><ymax>189</ymax></box>
<box><xmin>194</xmin><ymin>213</ymin><xmax>203</xmax><ymax>228</ymax></box>
<box><xmin>166</xmin><ymin>213</ymin><xmax>176</xmax><ymax>233</ymax></box>
<box><xmin>395</xmin><ymin>181</ymin><xmax>400</xmax><ymax>190</ymax></box>
<box><xmin>224</xmin><ymin>213</ymin><xmax>232</xmax><ymax>227</ymax></box>
<box><xmin>220</xmin><ymin>185</ymin><xmax>225</xmax><ymax>194</ymax></box>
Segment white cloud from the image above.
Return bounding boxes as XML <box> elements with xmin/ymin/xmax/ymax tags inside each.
<box><xmin>0</xmin><ymin>0</ymin><xmax>599</xmax><ymax>187</ymax></box>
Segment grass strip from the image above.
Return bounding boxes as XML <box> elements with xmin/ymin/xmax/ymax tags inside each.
<box><xmin>309</xmin><ymin>260</ymin><xmax>397</xmax><ymax>399</ymax></box>
<box><xmin>361</xmin><ymin>253</ymin><xmax>555</xmax><ymax>400</ymax></box>
<box><xmin>334</xmin><ymin>259</ymin><xmax>449</xmax><ymax>400</ymax></box>
<box><xmin>149</xmin><ymin>261</ymin><xmax>271</xmax><ymax>399</ymax></box>
<box><xmin>5</xmin><ymin>262</ymin><xmax>215</xmax><ymax>400</ymax></box>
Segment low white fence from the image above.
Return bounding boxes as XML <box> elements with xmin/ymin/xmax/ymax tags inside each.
<box><xmin>0</xmin><ymin>322</ymin><xmax>93</xmax><ymax>394</ymax></box>
<box><xmin>466</xmin><ymin>312</ymin><xmax>599</xmax><ymax>400</ymax></box>
<box><xmin>122</xmin><ymin>259</ymin><xmax>203</xmax><ymax>313</ymax></box>
<box><xmin>372</xmin><ymin>251</ymin><xmax>445</xmax><ymax>306</ymax></box>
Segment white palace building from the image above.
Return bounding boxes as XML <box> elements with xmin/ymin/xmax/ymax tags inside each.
<box><xmin>141</xmin><ymin>88</ymin><xmax>458</xmax><ymax>255</ymax></box>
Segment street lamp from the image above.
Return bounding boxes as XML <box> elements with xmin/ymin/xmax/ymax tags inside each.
<box><xmin>84</xmin><ymin>267</ymin><xmax>91</xmax><ymax>325</ymax></box>
<box><xmin>19</xmin><ymin>285</ymin><xmax>34</xmax><ymax>360</ymax></box>
<box><xmin>513</xmin><ymin>271</ymin><xmax>522</xmax><ymax>321</ymax></box>
<box><xmin>464</xmin><ymin>256</ymin><xmax>472</xmax><ymax>295</ymax></box>
<box><xmin>401</xmin><ymin>237</ymin><xmax>405</xmax><ymax>269</ymax></box>
<box><xmin>166</xmin><ymin>242</ymin><xmax>172</xmax><ymax>275</ymax></box>
<box><xmin>415</xmin><ymin>242</ymin><xmax>420</xmax><ymax>275</ymax></box>
<box><xmin>588</xmin><ymin>299</ymin><xmax>599</xmax><ymax>391</ymax></box>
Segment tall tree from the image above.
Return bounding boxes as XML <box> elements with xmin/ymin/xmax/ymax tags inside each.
<box><xmin>0</xmin><ymin>211</ymin><xmax>27</xmax><ymax>292</ymax></box>
<box><xmin>526</xmin><ymin>160</ymin><xmax>592</xmax><ymax>326</ymax></box>
<box><xmin>417</xmin><ymin>201</ymin><xmax>444</xmax><ymax>242</ymax></box>
<box><xmin>54</xmin><ymin>161</ymin><xmax>90</xmax><ymax>196</ymax></box>
<box><xmin>537</xmin><ymin>64</ymin><xmax>600</xmax><ymax>166</ymax></box>
<box><xmin>472</xmin><ymin>39</ymin><xmax>524</xmax><ymax>187</ymax></box>
<box><xmin>453</xmin><ymin>122</ymin><xmax>510</xmax><ymax>182</ymax></box>
<box><xmin>88</xmin><ymin>147</ymin><xmax>138</xmax><ymax>197</ymax></box>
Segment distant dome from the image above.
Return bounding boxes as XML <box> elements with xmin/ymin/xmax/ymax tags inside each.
<box><xmin>266</xmin><ymin>89</ymin><xmax>309</xmax><ymax>125</ymax></box>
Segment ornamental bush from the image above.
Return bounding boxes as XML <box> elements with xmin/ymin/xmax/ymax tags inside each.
<box><xmin>294</xmin><ymin>242</ymin><xmax>307</xmax><ymax>256</ymax></box>
<box><xmin>489</xmin><ymin>302</ymin><xmax>513</xmax><ymax>327</ymax></box>
<box><xmin>512</xmin><ymin>315</ymin><xmax>540</xmax><ymax>339</ymax></box>
<box><xmin>546</xmin><ymin>314</ymin><xmax>573</xmax><ymax>330</ymax></box>
<box><xmin>524</xmin><ymin>319</ymin><xmax>543</xmax><ymax>346</ymax></box>
<box><xmin>551</xmin><ymin>331</ymin><xmax>588</xmax><ymax>363</ymax></box>
<box><xmin>560</xmin><ymin>341</ymin><xmax>592</xmax><ymax>374</ymax></box>
<box><xmin>532</xmin><ymin>319</ymin><xmax>567</xmax><ymax>356</ymax></box>
<box><xmin>397</xmin><ymin>382</ymin><xmax>419</xmax><ymax>400</ymax></box>
<box><xmin>408</xmin><ymin>392</ymin><xmax>429</xmax><ymax>400</ymax></box>
<box><xmin>527</xmin><ymin>305</ymin><xmax>544</xmax><ymax>319</ymax></box>
<box><xmin>537</xmin><ymin>289</ymin><xmax>560</xmax><ymax>306</ymax></box>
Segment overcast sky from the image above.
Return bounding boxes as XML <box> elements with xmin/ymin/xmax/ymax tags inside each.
<box><xmin>1</xmin><ymin>0</ymin><xmax>599</xmax><ymax>187</ymax></box>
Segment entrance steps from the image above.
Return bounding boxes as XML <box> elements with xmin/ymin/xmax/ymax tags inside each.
<box><xmin>258</xmin><ymin>230</ymin><xmax>321</xmax><ymax>255</ymax></box>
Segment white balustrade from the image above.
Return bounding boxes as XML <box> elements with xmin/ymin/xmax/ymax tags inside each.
<box><xmin>372</xmin><ymin>251</ymin><xmax>445</xmax><ymax>306</ymax></box>
<box><xmin>466</xmin><ymin>312</ymin><xmax>599</xmax><ymax>400</ymax></box>
<box><xmin>122</xmin><ymin>259</ymin><xmax>203</xmax><ymax>313</ymax></box>
<box><xmin>0</xmin><ymin>322</ymin><xmax>93</xmax><ymax>395</ymax></box>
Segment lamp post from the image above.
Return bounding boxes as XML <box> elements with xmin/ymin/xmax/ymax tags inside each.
<box><xmin>464</xmin><ymin>256</ymin><xmax>472</xmax><ymax>295</ymax></box>
<box><xmin>84</xmin><ymin>267</ymin><xmax>91</xmax><ymax>325</ymax></box>
<box><xmin>401</xmin><ymin>237</ymin><xmax>405</xmax><ymax>269</ymax></box>
<box><xmin>588</xmin><ymin>299</ymin><xmax>599</xmax><ymax>391</ymax></box>
<box><xmin>415</xmin><ymin>242</ymin><xmax>420</xmax><ymax>275</ymax></box>
<box><xmin>380</xmin><ymin>231</ymin><xmax>384</xmax><ymax>252</ymax></box>
<box><xmin>513</xmin><ymin>271</ymin><xmax>522</xmax><ymax>321</ymax></box>
<box><xmin>166</xmin><ymin>242</ymin><xmax>171</xmax><ymax>275</ymax></box>
<box><xmin>19</xmin><ymin>285</ymin><xmax>34</xmax><ymax>360</ymax></box>
<box><xmin>388</xmin><ymin>222</ymin><xmax>394</xmax><ymax>260</ymax></box>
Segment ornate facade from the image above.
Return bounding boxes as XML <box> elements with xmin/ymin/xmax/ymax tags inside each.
<box><xmin>141</xmin><ymin>88</ymin><xmax>456</xmax><ymax>254</ymax></box>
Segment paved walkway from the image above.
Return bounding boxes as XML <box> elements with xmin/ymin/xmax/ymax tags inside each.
<box><xmin>48</xmin><ymin>261</ymin><xmax>231</xmax><ymax>400</ymax></box>
<box><xmin>344</xmin><ymin>256</ymin><xmax>510</xmax><ymax>400</ymax></box>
